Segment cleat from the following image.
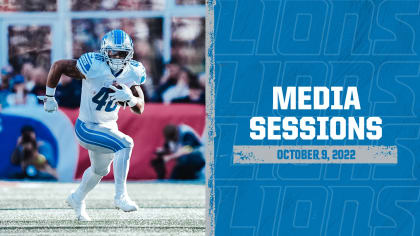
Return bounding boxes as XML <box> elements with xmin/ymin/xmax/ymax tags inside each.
<box><xmin>66</xmin><ymin>194</ymin><xmax>91</xmax><ymax>221</ymax></box>
<box><xmin>114</xmin><ymin>195</ymin><xmax>138</xmax><ymax>212</ymax></box>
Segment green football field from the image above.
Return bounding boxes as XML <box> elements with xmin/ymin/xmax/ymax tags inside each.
<box><xmin>0</xmin><ymin>181</ymin><xmax>205</xmax><ymax>235</ymax></box>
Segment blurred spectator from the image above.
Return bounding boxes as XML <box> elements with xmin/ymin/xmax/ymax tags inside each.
<box><xmin>8</xmin><ymin>25</ymin><xmax>52</xmax><ymax>72</ymax></box>
<box><xmin>56</xmin><ymin>75</ymin><xmax>82</xmax><ymax>108</ymax></box>
<box><xmin>198</xmin><ymin>72</ymin><xmax>206</xmax><ymax>88</ymax></box>
<box><xmin>133</xmin><ymin>40</ymin><xmax>164</xmax><ymax>97</ymax></box>
<box><xmin>151</xmin><ymin>59</ymin><xmax>181</xmax><ymax>102</ymax></box>
<box><xmin>171</xmin><ymin>18</ymin><xmax>205</xmax><ymax>73</ymax></box>
<box><xmin>162</xmin><ymin>67</ymin><xmax>195</xmax><ymax>104</ymax></box>
<box><xmin>72</xmin><ymin>0</ymin><xmax>165</xmax><ymax>11</ymax></box>
<box><xmin>0</xmin><ymin>65</ymin><xmax>14</xmax><ymax>110</ymax></box>
<box><xmin>1</xmin><ymin>65</ymin><xmax>14</xmax><ymax>90</ymax></box>
<box><xmin>0</xmin><ymin>0</ymin><xmax>57</xmax><ymax>11</ymax></box>
<box><xmin>24</xmin><ymin>66</ymin><xmax>47</xmax><ymax>98</ymax></box>
<box><xmin>176</xmin><ymin>0</ymin><xmax>205</xmax><ymax>4</ymax></box>
<box><xmin>21</xmin><ymin>62</ymin><xmax>35</xmax><ymax>87</ymax></box>
<box><xmin>5</xmin><ymin>4</ymin><xmax>205</xmax><ymax>107</ymax></box>
<box><xmin>10</xmin><ymin>125</ymin><xmax>57</xmax><ymax>180</ymax></box>
<box><xmin>172</xmin><ymin>78</ymin><xmax>204</xmax><ymax>104</ymax></box>
<box><xmin>151</xmin><ymin>124</ymin><xmax>205</xmax><ymax>180</ymax></box>
<box><xmin>160</xmin><ymin>58</ymin><xmax>181</xmax><ymax>85</ymax></box>
<box><xmin>6</xmin><ymin>75</ymin><xmax>38</xmax><ymax>107</ymax></box>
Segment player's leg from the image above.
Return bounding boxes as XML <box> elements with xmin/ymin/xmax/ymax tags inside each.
<box><xmin>69</xmin><ymin>119</ymin><xmax>120</xmax><ymax>220</ymax></box>
<box><xmin>67</xmin><ymin>151</ymin><xmax>114</xmax><ymax>221</ymax></box>
<box><xmin>113</xmin><ymin>146</ymin><xmax>139</xmax><ymax>211</ymax></box>
<box><xmin>78</xmin><ymin>120</ymin><xmax>138</xmax><ymax>211</ymax></box>
<box><xmin>112</xmin><ymin>133</ymin><xmax>138</xmax><ymax>211</ymax></box>
<box><xmin>73</xmin><ymin>151</ymin><xmax>114</xmax><ymax>201</ymax></box>
<box><xmin>113</xmin><ymin>147</ymin><xmax>132</xmax><ymax>197</ymax></box>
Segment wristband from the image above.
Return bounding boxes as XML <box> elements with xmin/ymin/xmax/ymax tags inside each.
<box><xmin>46</xmin><ymin>86</ymin><xmax>56</xmax><ymax>97</ymax></box>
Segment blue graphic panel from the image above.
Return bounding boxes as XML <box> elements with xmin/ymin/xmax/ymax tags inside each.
<box><xmin>214</xmin><ymin>0</ymin><xmax>420</xmax><ymax>235</ymax></box>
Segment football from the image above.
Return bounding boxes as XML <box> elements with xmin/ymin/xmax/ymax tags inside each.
<box><xmin>107</xmin><ymin>82</ymin><xmax>122</xmax><ymax>92</ymax></box>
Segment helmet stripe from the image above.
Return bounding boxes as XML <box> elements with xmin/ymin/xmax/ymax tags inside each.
<box><xmin>116</xmin><ymin>30</ymin><xmax>122</xmax><ymax>45</ymax></box>
<box><xmin>118</xmin><ymin>30</ymin><xmax>122</xmax><ymax>44</ymax></box>
<box><xmin>114</xmin><ymin>30</ymin><xmax>118</xmax><ymax>45</ymax></box>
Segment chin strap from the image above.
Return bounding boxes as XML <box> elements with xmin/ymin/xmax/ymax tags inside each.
<box><xmin>108</xmin><ymin>61</ymin><xmax>128</xmax><ymax>76</ymax></box>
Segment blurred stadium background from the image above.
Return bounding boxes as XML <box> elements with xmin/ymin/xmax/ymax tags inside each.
<box><xmin>0</xmin><ymin>0</ymin><xmax>207</xmax><ymax>234</ymax></box>
<box><xmin>0</xmin><ymin>0</ymin><xmax>207</xmax><ymax>182</ymax></box>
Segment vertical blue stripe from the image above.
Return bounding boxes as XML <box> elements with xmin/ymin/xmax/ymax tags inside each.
<box><xmin>114</xmin><ymin>30</ymin><xmax>122</xmax><ymax>45</ymax></box>
<box><xmin>117</xmin><ymin>30</ymin><xmax>121</xmax><ymax>44</ymax></box>
<box><xmin>113</xmin><ymin>31</ymin><xmax>118</xmax><ymax>45</ymax></box>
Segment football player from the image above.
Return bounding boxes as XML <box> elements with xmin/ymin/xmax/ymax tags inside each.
<box><xmin>39</xmin><ymin>29</ymin><xmax>145</xmax><ymax>221</ymax></box>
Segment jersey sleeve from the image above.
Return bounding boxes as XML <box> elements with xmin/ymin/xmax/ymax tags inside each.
<box><xmin>76</xmin><ymin>52</ymin><xmax>96</xmax><ymax>78</ymax></box>
<box><xmin>129</xmin><ymin>60</ymin><xmax>146</xmax><ymax>86</ymax></box>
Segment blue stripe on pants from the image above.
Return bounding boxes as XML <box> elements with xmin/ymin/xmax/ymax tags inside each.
<box><xmin>75</xmin><ymin>119</ymin><xmax>125</xmax><ymax>152</ymax></box>
<box><xmin>79</xmin><ymin>120</ymin><xmax>126</xmax><ymax>148</ymax></box>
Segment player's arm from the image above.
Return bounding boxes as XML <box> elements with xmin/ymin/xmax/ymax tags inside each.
<box><xmin>129</xmin><ymin>85</ymin><xmax>145</xmax><ymax>114</ymax></box>
<box><xmin>40</xmin><ymin>60</ymin><xmax>84</xmax><ymax>113</ymax></box>
<box><xmin>163</xmin><ymin>146</ymin><xmax>192</xmax><ymax>162</ymax></box>
<box><xmin>46</xmin><ymin>59</ymin><xmax>84</xmax><ymax>88</ymax></box>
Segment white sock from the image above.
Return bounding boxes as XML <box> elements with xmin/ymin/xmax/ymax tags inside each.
<box><xmin>73</xmin><ymin>167</ymin><xmax>102</xmax><ymax>202</ymax></box>
<box><xmin>113</xmin><ymin>148</ymin><xmax>132</xmax><ymax>199</ymax></box>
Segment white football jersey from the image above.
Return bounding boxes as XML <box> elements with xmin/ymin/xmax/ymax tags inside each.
<box><xmin>76</xmin><ymin>52</ymin><xmax>146</xmax><ymax>125</ymax></box>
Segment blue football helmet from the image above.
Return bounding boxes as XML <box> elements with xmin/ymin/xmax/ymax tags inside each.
<box><xmin>100</xmin><ymin>29</ymin><xmax>134</xmax><ymax>71</ymax></box>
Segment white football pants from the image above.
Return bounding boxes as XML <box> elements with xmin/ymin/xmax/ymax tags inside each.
<box><xmin>73</xmin><ymin>119</ymin><xmax>134</xmax><ymax>201</ymax></box>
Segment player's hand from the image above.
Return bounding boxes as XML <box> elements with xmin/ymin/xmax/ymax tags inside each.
<box><xmin>37</xmin><ymin>96</ymin><xmax>58</xmax><ymax>113</ymax></box>
<box><xmin>109</xmin><ymin>84</ymin><xmax>135</xmax><ymax>104</ymax></box>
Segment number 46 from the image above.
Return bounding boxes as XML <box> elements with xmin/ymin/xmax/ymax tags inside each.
<box><xmin>92</xmin><ymin>87</ymin><xmax>118</xmax><ymax>112</ymax></box>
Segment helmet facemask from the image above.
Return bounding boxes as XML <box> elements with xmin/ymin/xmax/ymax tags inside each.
<box><xmin>102</xmin><ymin>48</ymin><xmax>133</xmax><ymax>72</ymax></box>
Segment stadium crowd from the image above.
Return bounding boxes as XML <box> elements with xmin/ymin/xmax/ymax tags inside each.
<box><xmin>0</xmin><ymin>0</ymin><xmax>204</xmax><ymax>12</ymax></box>
<box><xmin>0</xmin><ymin>59</ymin><xmax>205</xmax><ymax>110</ymax></box>
<box><xmin>2</xmin><ymin>0</ymin><xmax>206</xmax><ymax>110</ymax></box>
<box><xmin>1</xmin><ymin>17</ymin><xmax>205</xmax><ymax>110</ymax></box>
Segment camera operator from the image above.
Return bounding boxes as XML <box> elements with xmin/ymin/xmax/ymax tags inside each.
<box><xmin>151</xmin><ymin>124</ymin><xmax>205</xmax><ymax>180</ymax></box>
<box><xmin>10</xmin><ymin>125</ymin><xmax>57</xmax><ymax>180</ymax></box>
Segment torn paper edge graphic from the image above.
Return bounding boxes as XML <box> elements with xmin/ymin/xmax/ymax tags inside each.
<box><xmin>233</xmin><ymin>145</ymin><xmax>397</xmax><ymax>164</ymax></box>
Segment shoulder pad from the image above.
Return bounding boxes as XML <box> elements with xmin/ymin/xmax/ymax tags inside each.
<box><xmin>76</xmin><ymin>52</ymin><xmax>95</xmax><ymax>75</ymax></box>
<box><xmin>130</xmin><ymin>60</ymin><xmax>140</xmax><ymax>67</ymax></box>
<box><xmin>130</xmin><ymin>60</ymin><xmax>146</xmax><ymax>84</ymax></box>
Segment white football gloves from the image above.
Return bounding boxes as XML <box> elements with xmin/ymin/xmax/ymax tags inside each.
<box><xmin>37</xmin><ymin>96</ymin><xmax>58</xmax><ymax>113</ymax></box>
<box><xmin>109</xmin><ymin>84</ymin><xmax>137</xmax><ymax>107</ymax></box>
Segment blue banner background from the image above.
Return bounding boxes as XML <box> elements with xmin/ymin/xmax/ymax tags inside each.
<box><xmin>214</xmin><ymin>0</ymin><xmax>420</xmax><ymax>235</ymax></box>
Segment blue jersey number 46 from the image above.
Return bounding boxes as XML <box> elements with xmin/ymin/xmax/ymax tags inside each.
<box><xmin>92</xmin><ymin>87</ymin><xmax>118</xmax><ymax>112</ymax></box>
